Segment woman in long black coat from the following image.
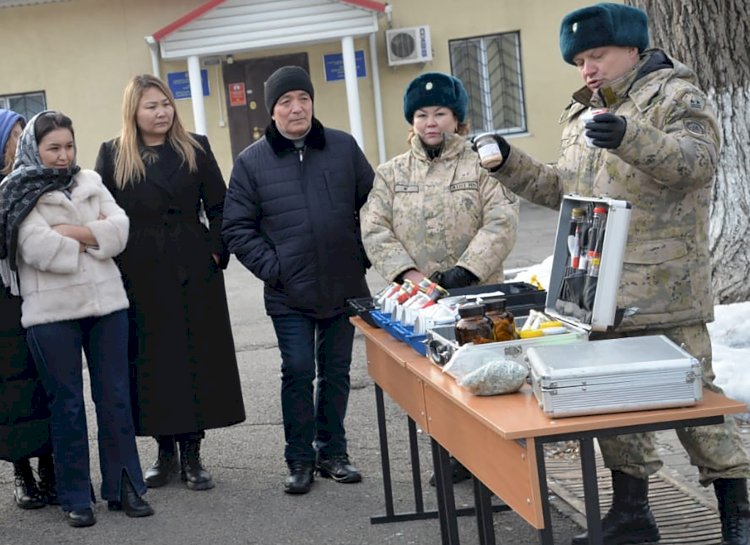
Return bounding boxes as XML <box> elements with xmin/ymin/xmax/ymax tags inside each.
<box><xmin>94</xmin><ymin>75</ymin><xmax>245</xmax><ymax>491</ymax></box>
<box><xmin>0</xmin><ymin>108</ymin><xmax>56</xmax><ymax>509</ymax></box>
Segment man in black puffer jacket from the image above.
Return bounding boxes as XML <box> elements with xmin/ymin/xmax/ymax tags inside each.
<box><xmin>223</xmin><ymin>66</ymin><xmax>374</xmax><ymax>495</ymax></box>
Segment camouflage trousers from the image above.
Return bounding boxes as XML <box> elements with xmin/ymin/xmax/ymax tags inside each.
<box><xmin>591</xmin><ymin>323</ymin><xmax>750</xmax><ymax>486</ymax></box>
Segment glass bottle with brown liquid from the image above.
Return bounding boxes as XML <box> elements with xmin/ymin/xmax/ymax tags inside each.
<box><xmin>454</xmin><ymin>303</ymin><xmax>494</xmax><ymax>346</ymax></box>
<box><xmin>483</xmin><ymin>297</ymin><xmax>517</xmax><ymax>342</ymax></box>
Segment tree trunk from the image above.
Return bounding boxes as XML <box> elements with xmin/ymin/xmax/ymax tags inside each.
<box><xmin>626</xmin><ymin>0</ymin><xmax>750</xmax><ymax>303</ymax></box>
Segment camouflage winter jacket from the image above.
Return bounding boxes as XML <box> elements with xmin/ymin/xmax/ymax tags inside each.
<box><xmin>490</xmin><ymin>49</ymin><xmax>719</xmax><ymax>331</ymax></box>
<box><xmin>361</xmin><ymin>131</ymin><xmax>519</xmax><ymax>284</ymax></box>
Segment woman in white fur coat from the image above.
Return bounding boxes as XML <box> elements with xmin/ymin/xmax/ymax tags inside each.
<box><xmin>0</xmin><ymin>111</ymin><xmax>153</xmax><ymax>528</ymax></box>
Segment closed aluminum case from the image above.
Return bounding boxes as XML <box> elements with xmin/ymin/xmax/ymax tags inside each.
<box><xmin>527</xmin><ymin>336</ymin><xmax>703</xmax><ymax>417</ymax></box>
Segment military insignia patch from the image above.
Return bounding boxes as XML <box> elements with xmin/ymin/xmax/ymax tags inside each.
<box><xmin>425</xmin><ymin>82</ymin><xmax>433</xmax><ymax>91</ymax></box>
<box><xmin>684</xmin><ymin>120</ymin><xmax>706</xmax><ymax>135</ymax></box>
<box><xmin>395</xmin><ymin>184</ymin><xmax>419</xmax><ymax>193</ymax></box>
<box><xmin>449</xmin><ymin>181</ymin><xmax>479</xmax><ymax>192</ymax></box>
<box><xmin>685</xmin><ymin>93</ymin><xmax>705</xmax><ymax>111</ymax></box>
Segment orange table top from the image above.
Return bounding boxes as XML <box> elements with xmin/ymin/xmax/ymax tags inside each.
<box><xmin>353</xmin><ymin>317</ymin><xmax>747</xmax><ymax>440</ymax></box>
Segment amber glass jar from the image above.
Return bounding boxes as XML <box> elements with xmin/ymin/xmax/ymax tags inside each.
<box><xmin>483</xmin><ymin>298</ymin><xmax>517</xmax><ymax>342</ymax></box>
<box><xmin>455</xmin><ymin>303</ymin><xmax>493</xmax><ymax>346</ymax></box>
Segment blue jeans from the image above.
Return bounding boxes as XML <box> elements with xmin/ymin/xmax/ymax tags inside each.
<box><xmin>271</xmin><ymin>312</ymin><xmax>354</xmax><ymax>463</ymax></box>
<box><xmin>26</xmin><ymin>310</ymin><xmax>146</xmax><ymax>511</ymax></box>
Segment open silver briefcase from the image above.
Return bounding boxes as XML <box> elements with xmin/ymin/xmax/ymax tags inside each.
<box><xmin>426</xmin><ymin>195</ymin><xmax>630</xmax><ymax>373</ymax></box>
<box><xmin>527</xmin><ymin>335</ymin><xmax>703</xmax><ymax>417</ymax></box>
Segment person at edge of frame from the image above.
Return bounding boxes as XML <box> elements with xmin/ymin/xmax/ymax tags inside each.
<box><xmin>0</xmin><ymin>111</ymin><xmax>153</xmax><ymax>528</ymax></box>
<box><xmin>222</xmin><ymin>65</ymin><xmax>374</xmax><ymax>495</ymax></box>
<box><xmin>0</xmin><ymin>109</ymin><xmax>57</xmax><ymax>512</ymax></box>
<box><xmin>360</xmin><ymin>71</ymin><xmax>519</xmax><ymax>486</ymax></box>
<box><xmin>476</xmin><ymin>3</ymin><xmax>750</xmax><ymax>545</ymax></box>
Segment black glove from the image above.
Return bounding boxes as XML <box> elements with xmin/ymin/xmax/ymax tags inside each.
<box><xmin>471</xmin><ymin>133</ymin><xmax>511</xmax><ymax>169</ymax></box>
<box><xmin>584</xmin><ymin>113</ymin><xmax>627</xmax><ymax>149</ymax></box>
<box><xmin>429</xmin><ymin>266</ymin><xmax>478</xmax><ymax>289</ymax></box>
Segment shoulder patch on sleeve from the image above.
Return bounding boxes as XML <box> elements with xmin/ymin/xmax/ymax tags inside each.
<box><xmin>684</xmin><ymin>120</ymin><xmax>706</xmax><ymax>136</ymax></box>
<box><xmin>684</xmin><ymin>92</ymin><xmax>706</xmax><ymax>111</ymax></box>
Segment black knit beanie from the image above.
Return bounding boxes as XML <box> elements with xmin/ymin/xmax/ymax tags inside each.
<box><xmin>264</xmin><ymin>66</ymin><xmax>314</xmax><ymax>114</ymax></box>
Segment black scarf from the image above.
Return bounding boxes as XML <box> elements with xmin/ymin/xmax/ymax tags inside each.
<box><xmin>0</xmin><ymin>166</ymin><xmax>77</xmax><ymax>269</ymax></box>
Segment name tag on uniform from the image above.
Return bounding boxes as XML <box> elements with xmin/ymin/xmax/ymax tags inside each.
<box><xmin>395</xmin><ymin>184</ymin><xmax>419</xmax><ymax>193</ymax></box>
<box><xmin>449</xmin><ymin>181</ymin><xmax>479</xmax><ymax>192</ymax></box>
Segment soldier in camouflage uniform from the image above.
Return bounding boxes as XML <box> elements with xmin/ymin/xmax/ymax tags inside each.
<box><xmin>361</xmin><ymin>72</ymin><xmax>519</xmax><ymax>484</ymax></box>
<box><xmin>479</xmin><ymin>4</ymin><xmax>750</xmax><ymax>545</ymax></box>
<box><xmin>361</xmin><ymin>72</ymin><xmax>518</xmax><ymax>289</ymax></box>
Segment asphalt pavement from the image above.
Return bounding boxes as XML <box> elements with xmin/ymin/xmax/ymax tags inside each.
<box><xmin>0</xmin><ymin>200</ymin><xmax>591</xmax><ymax>545</ymax></box>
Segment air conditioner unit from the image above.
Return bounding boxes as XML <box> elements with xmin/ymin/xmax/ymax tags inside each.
<box><xmin>385</xmin><ymin>25</ymin><xmax>432</xmax><ymax>67</ymax></box>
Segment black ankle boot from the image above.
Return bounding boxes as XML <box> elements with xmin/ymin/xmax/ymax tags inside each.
<box><xmin>37</xmin><ymin>453</ymin><xmax>58</xmax><ymax>506</ymax></box>
<box><xmin>67</xmin><ymin>507</ymin><xmax>96</xmax><ymax>528</ymax></box>
<box><xmin>285</xmin><ymin>460</ymin><xmax>314</xmax><ymax>494</ymax></box>
<box><xmin>108</xmin><ymin>470</ymin><xmax>154</xmax><ymax>518</ymax></box>
<box><xmin>571</xmin><ymin>470</ymin><xmax>660</xmax><ymax>545</ymax></box>
<box><xmin>12</xmin><ymin>458</ymin><xmax>45</xmax><ymax>510</ymax></box>
<box><xmin>179</xmin><ymin>437</ymin><xmax>214</xmax><ymax>491</ymax></box>
<box><xmin>144</xmin><ymin>436</ymin><xmax>178</xmax><ymax>488</ymax></box>
<box><xmin>714</xmin><ymin>478</ymin><xmax>750</xmax><ymax>545</ymax></box>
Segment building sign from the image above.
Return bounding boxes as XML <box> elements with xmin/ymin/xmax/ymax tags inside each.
<box><xmin>228</xmin><ymin>82</ymin><xmax>247</xmax><ymax>107</ymax></box>
<box><xmin>167</xmin><ymin>70</ymin><xmax>210</xmax><ymax>100</ymax></box>
<box><xmin>323</xmin><ymin>50</ymin><xmax>366</xmax><ymax>82</ymax></box>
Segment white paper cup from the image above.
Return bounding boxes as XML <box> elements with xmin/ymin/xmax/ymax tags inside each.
<box><xmin>581</xmin><ymin>108</ymin><xmax>608</xmax><ymax>148</ymax></box>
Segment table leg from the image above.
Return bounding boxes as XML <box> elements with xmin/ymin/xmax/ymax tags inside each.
<box><xmin>579</xmin><ymin>437</ymin><xmax>603</xmax><ymax>545</ymax></box>
<box><xmin>534</xmin><ymin>439</ymin><xmax>555</xmax><ymax>545</ymax></box>
<box><xmin>473</xmin><ymin>478</ymin><xmax>497</xmax><ymax>545</ymax></box>
<box><xmin>431</xmin><ymin>438</ymin><xmax>461</xmax><ymax>545</ymax></box>
<box><xmin>370</xmin><ymin>395</ymin><xmax>493</xmax><ymax>525</ymax></box>
<box><xmin>408</xmin><ymin>417</ymin><xmax>425</xmax><ymax>512</ymax></box>
<box><xmin>374</xmin><ymin>385</ymin><xmax>395</xmax><ymax>518</ymax></box>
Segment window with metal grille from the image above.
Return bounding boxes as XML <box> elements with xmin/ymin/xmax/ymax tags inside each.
<box><xmin>449</xmin><ymin>32</ymin><xmax>527</xmax><ymax>136</ymax></box>
<box><xmin>0</xmin><ymin>91</ymin><xmax>47</xmax><ymax>121</ymax></box>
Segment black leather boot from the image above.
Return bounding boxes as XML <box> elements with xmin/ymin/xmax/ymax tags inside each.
<box><xmin>37</xmin><ymin>453</ymin><xmax>58</xmax><ymax>506</ymax></box>
<box><xmin>12</xmin><ymin>458</ymin><xmax>45</xmax><ymax>510</ymax></box>
<box><xmin>144</xmin><ymin>436</ymin><xmax>178</xmax><ymax>488</ymax></box>
<box><xmin>571</xmin><ymin>470</ymin><xmax>660</xmax><ymax>545</ymax></box>
<box><xmin>108</xmin><ymin>470</ymin><xmax>154</xmax><ymax>518</ymax></box>
<box><xmin>317</xmin><ymin>453</ymin><xmax>362</xmax><ymax>483</ymax></box>
<box><xmin>285</xmin><ymin>460</ymin><xmax>314</xmax><ymax>494</ymax></box>
<box><xmin>179</xmin><ymin>437</ymin><xmax>214</xmax><ymax>491</ymax></box>
<box><xmin>67</xmin><ymin>507</ymin><xmax>96</xmax><ymax>528</ymax></box>
<box><xmin>714</xmin><ymin>478</ymin><xmax>750</xmax><ymax>545</ymax></box>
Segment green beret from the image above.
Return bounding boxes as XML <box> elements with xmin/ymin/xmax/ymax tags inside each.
<box><xmin>403</xmin><ymin>72</ymin><xmax>468</xmax><ymax>123</ymax></box>
<box><xmin>560</xmin><ymin>3</ymin><xmax>649</xmax><ymax>65</ymax></box>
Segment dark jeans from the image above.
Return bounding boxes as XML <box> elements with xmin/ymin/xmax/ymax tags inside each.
<box><xmin>271</xmin><ymin>312</ymin><xmax>354</xmax><ymax>463</ymax></box>
<box><xmin>26</xmin><ymin>310</ymin><xmax>146</xmax><ymax>511</ymax></box>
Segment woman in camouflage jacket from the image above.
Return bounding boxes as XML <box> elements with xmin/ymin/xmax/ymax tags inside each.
<box><xmin>361</xmin><ymin>72</ymin><xmax>519</xmax><ymax>291</ymax></box>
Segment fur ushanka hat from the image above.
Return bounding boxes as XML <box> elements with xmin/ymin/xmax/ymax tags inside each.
<box><xmin>560</xmin><ymin>3</ymin><xmax>649</xmax><ymax>65</ymax></box>
<box><xmin>402</xmin><ymin>72</ymin><xmax>468</xmax><ymax>124</ymax></box>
